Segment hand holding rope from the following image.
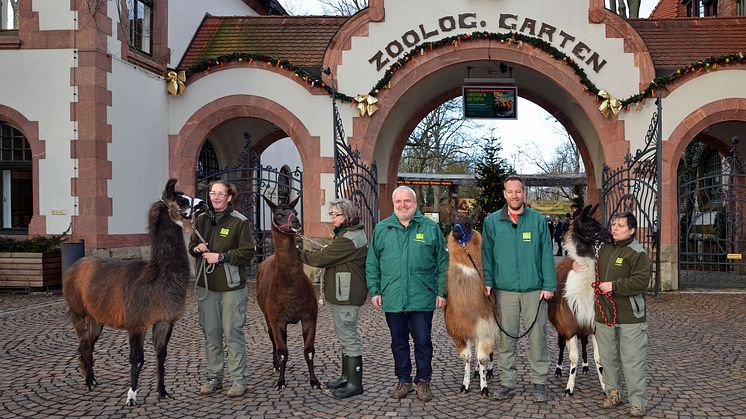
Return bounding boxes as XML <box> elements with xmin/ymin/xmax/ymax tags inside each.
<box><xmin>592</xmin><ymin>242</ymin><xmax>617</xmax><ymax>327</ymax></box>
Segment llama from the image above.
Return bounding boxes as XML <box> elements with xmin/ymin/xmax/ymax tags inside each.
<box><xmin>62</xmin><ymin>178</ymin><xmax>206</xmax><ymax>406</ymax></box>
<box><xmin>256</xmin><ymin>196</ymin><xmax>320</xmax><ymax>390</ymax></box>
<box><xmin>444</xmin><ymin>209</ymin><xmax>498</xmax><ymax>397</ymax></box>
<box><xmin>547</xmin><ymin>204</ymin><xmax>611</xmax><ymax>396</ymax></box>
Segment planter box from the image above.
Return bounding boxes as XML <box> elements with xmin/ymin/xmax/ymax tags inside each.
<box><xmin>0</xmin><ymin>252</ymin><xmax>62</xmax><ymax>288</ymax></box>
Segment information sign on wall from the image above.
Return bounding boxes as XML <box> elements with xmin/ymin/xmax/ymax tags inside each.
<box><xmin>463</xmin><ymin>86</ymin><xmax>517</xmax><ymax>119</ymax></box>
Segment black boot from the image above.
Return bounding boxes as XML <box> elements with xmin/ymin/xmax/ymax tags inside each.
<box><xmin>325</xmin><ymin>355</ymin><xmax>348</xmax><ymax>389</ymax></box>
<box><xmin>332</xmin><ymin>356</ymin><xmax>363</xmax><ymax>399</ymax></box>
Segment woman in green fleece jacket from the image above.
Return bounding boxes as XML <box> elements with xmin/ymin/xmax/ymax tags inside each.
<box><xmin>299</xmin><ymin>198</ymin><xmax>368</xmax><ymax>399</ymax></box>
<box><xmin>591</xmin><ymin>211</ymin><xmax>651</xmax><ymax>417</ymax></box>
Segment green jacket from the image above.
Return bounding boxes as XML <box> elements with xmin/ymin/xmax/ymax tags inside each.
<box><xmin>366</xmin><ymin>210</ymin><xmax>448</xmax><ymax>313</ymax></box>
<box><xmin>299</xmin><ymin>224</ymin><xmax>368</xmax><ymax>306</ymax></box>
<box><xmin>595</xmin><ymin>237</ymin><xmax>651</xmax><ymax>324</ymax></box>
<box><xmin>189</xmin><ymin>205</ymin><xmax>256</xmax><ymax>292</ymax></box>
<box><xmin>482</xmin><ymin>206</ymin><xmax>557</xmax><ymax>292</ymax></box>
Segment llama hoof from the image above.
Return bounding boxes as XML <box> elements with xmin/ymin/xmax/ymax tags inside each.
<box><xmin>554</xmin><ymin>368</ymin><xmax>562</xmax><ymax>378</ymax></box>
<box><xmin>459</xmin><ymin>385</ymin><xmax>468</xmax><ymax>393</ymax></box>
<box><xmin>472</xmin><ymin>370</ymin><xmax>479</xmax><ymax>378</ymax></box>
<box><xmin>564</xmin><ymin>389</ymin><xmax>573</xmax><ymax>397</ymax></box>
<box><xmin>276</xmin><ymin>381</ymin><xmax>287</xmax><ymax>390</ymax></box>
<box><xmin>126</xmin><ymin>388</ymin><xmax>138</xmax><ymax>406</ymax></box>
<box><xmin>157</xmin><ymin>390</ymin><xmax>172</xmax><ymax>400</ymax></box>
<box><xmin>582</xmin><ymin>366</ymin><xmax>590</xmax><ymax>374</ymax></box>
<box><xmin>310</xmin><ymin>380</ymin><xmax>321</xmax><ymax>389</ymax></box>
<box><xmin>486</xmin><ymin>370</ymin><xmax>494</xmax><ymax>379</ymax></box>
<box><xmin>480</xmin><ymin>388</ymin><xmax>490</xmax><ymax>398</ymax></box>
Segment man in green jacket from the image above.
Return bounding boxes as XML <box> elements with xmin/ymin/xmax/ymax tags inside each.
<box><xmin>592</xmin><ymin>211</ymin><xmax>650</xmax><ymax>417</ymax></box>
<box><xmin>482</xmin><ymin>176</ymin><xmax>556</xmax><ymax>403</ymax></box>
<box><xmin>299</xmin><ymin>198</ymin><xmax>368</xmax><ymax>399</ymax></box>
<box><xmin>366</xmin><ymin>186</ymin><xmax>448</xmax><ymax>402</ymax></box>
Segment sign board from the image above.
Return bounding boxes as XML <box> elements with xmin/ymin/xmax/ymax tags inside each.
<box><xmin>424</xmin><ymin>212</ymin><xmax>440</xmax><ymax>223</ymax></box>
<box><xmin>463</xmin><ymin>86</ymin><xmax>517</xmax><ymax>119</ymax></box>
<box><xmin>398</xmin><ymin>179</ymin><xmax>453</xmax><ymax>186</ymax></box>
<box><xmin>727</xmin><ymin>253</ymin><xmax>743</xmax><ymax>260</ymax></box>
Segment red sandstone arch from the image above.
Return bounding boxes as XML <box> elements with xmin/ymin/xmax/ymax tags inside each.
<box><xmin>169</xmin><ymin>94</ymin><xmax>330</xmax><ymax>237</ymax></box>
<box><xmin>0</xmin><ymin>105</ymin><xmax>45</xmax><ymax>236</ymax></box>
<box><xmin>351</xmin><ymin>41</ymin><xmax>625</xmax><ymax>215</ymax></box>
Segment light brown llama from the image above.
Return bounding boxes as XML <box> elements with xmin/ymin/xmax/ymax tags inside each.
<box><xmin>444</xmin><ymin>213</ymin><xmax>498</xmax><ymax>397</ymax></box>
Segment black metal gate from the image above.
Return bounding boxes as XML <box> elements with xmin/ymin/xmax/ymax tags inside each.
<box><xmin>330</xmin><ymin>79</ymin><xmax>379</xmax><ymax>237</ymax></box>
<box><xmin>195</xmin><ymin>137</ymin><xmax>303</xmax><ymax>267</ymax></box>
<box><xmin>678</xmin><ymin>138</ymin><xmax>746</xmax><ymax>289</ymax></box>
<box><xmin>601</xmin><ymin>95</ymin><xmax>662</xmax><ymax>295</ymax></box>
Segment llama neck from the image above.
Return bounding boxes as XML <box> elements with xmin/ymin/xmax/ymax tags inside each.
<box><xmin>270</xmin><ymin>228</ymin><xmax>301</xmax><ymax>271</ymax></box>
<box><xmin>150</xmin><ymin>214</ymin><xmax>190</xmax><ymax>287</ymax></box>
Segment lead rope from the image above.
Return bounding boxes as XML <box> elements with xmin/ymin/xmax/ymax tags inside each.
<box><xmin>296</xmin><ymin>233</ymin><xmax>327</xmax><ymax>306</ymax></box>
<box><xmin>190</xmin><ymin>220</ymin><xmax>216</xmax><ymax>302</ymax></box>
<box><xmin>592</xmin><ymin>243</ymin><xmax>617</xmax><ymax>327</ymax></box>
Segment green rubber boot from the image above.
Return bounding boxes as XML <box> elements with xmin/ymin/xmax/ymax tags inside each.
<box><xmin>332</xmin><ymin>356</ymin><xmax>363</xmax><ymax>399</ymax></box>
<box><xmin>325</xmin><ymin>355</ymin><xmax>348</xmax><ymax>389</ymax></box>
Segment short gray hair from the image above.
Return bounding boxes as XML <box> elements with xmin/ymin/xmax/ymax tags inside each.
<box><xmin>392</xmin><ymin>185</ymin><xmax>416</xmax><ymax>201</ymax></box>
<box><xmin>329</xmin><ymin>198</ymin><xmax>359</xmax><ymax>224</ymax></box>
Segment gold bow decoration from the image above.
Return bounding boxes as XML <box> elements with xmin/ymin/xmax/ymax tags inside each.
<box><xmin>166</xmin><ymin>70</ymin><xmax>186</xmax><ymax>96</ymax></box>
<box><xmin>598</xmin><ymin>90</ymin><xmax>622</xmax><ymax>118</ymax></box>
<box><xmin>354</xmin><ymin>95</ymin><xmax>379</xmax><ymax>117</ymax></box>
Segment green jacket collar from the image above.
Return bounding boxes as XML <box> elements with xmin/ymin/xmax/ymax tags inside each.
<box><xmin>613</xmin><ymin>237</ymin><xmax>635</xmax><ymax>247</ymax></box>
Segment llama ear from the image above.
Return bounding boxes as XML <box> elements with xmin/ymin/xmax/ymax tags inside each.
<box><xmin>261</xmin><ymin>195</ymin><xmax>277</xmax><ymax>213</ymax></box>
<box><xmin>163</xmin><ymin>178</ymin><xmax>177</xmax><ymax>199</ymax></box>
<box><xmin>288</xmin><ymin>195</ymin><xmax>301</xmax><ymax>210</ymax></box>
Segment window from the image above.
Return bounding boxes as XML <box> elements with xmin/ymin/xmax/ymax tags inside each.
<box><xmin>128</xmin><ymin>0</ymin><xmax>152</xmax><ymax>55</ymax></box>
<box><xmin>198</xmin><ymin>140</ymin><xmax>219</xmax><ymax>179</ymax></box>
<box><xmin>684</xmin><ymin>0</ymin><xmax>705</xmax><ymax>16</ymax></box>
<box><xmin>737</xmin><ymin>0</ymin><xmax>745</xmax><ymax>16</ymax></box>
<box><xmin>0</xmin><ymin>122</ymin><xmax>32</xmax><ymax>230</ymax></box>
<box><xmin>704</xmin><ymin>0</ymin><xmax>718</xmax><ymax>16</ymax></box>
<box><xmin>278</xmin><ymin>166</ymin><xmax>291</xmax><ymax>205</ymax></box>
<box><xmin>1</xmin><ymin>0</ymin><xmax>19</xmax><ymax>30</ymax></box>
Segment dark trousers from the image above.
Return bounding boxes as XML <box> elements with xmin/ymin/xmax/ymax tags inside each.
<box><xmin>385</xmin><ymin>311</ymin><xmax>434</xmax><ymax>383</ymax></box>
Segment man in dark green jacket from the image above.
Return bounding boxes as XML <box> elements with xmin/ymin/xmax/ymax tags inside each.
<box><xmin>482</xmin><ymin>176</ymin><xmax>556</xmax><ymax>403</ymax></box>
<box><xmin>299</xmin><ymin>198</ymin><xmax>368</xmax><ymax>399</ymax></box>
<box><xmin>592</xmin><ymin>211</ymin><xmax>650</xmax><ymax>417</ymax></box>
<box><xmin>366</xmin><ymin>186</ymin><xmax>447</xmax><ymax>402</ymax></box>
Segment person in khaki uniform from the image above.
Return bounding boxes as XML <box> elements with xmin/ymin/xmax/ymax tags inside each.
<box><xmin>591</xmin><ymin>211</ymin><xmax>651</xmax><ymax>417</ymax></box>
<box><xmin>299</xmin><ymin>198</ymin><xmax>368</xmax><ymax>399</ymax></box>
<box><xmin>190</xmin><ymin>181</ymin><xmax>255</xmax><ymax>398</ymax></box>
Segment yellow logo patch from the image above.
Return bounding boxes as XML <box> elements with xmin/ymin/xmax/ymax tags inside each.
<box><xmin>219</xmin><ymin>228</ymin><xmax>230</xmax><ymax>237</ymax></box>
<box><xmin>615</xmin><ymin>257</ymin><xmax>624</xmax><ymax>266</ymax></box>
<box><xmin>522</xmin><ymin>232</ymin><xmax>531</xmax><ymax>242</ymax></box>
<box><xmin>415</xmin><ymin>233</ymin><xmax>425</xmax><ymax>242</ymax></box>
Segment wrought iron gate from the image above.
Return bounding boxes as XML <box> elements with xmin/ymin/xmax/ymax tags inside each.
<box><xmin>678</xmin><ymin>138</ymin><xmax>746</xmax><ymax>289</ymax></box>
<box><xmin>195</xmin><ymin>138</ymin><xmax>303</xmax><ymax>267</ymax></box>
<box><xmin>601</xmin><ymin>95</ymin><xmax>662</xmax><ymax>295</ymax></box>
<box><xmin>331</xmin><ymin>81</ymin><xmax>379</xmax><ymax>237</ymax></box>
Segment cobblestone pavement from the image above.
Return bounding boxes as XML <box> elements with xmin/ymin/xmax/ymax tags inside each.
<box><xmin>0</xmin><ymin>284</ymin><xmax>745</xmax><ymax>418</ymax></box>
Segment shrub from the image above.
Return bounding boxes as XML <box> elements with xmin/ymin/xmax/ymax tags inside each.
<box><xmin>0</xmin><ymin>236</ymin><xmax>64</xmax><ymax>254</ymax></box>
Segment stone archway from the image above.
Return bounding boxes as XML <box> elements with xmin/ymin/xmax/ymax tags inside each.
<box><xmin>169</xmin><ymin>94</ymin><xmax>331</xmax><ymax>237</ymax></box>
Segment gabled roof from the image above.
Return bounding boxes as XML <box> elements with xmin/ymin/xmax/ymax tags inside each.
<box><xmin>178</xmin><ymin>16</ymin><xmax>348</xmax><ymax>74</ymax></box>
<box><xmin>649</xmin><ymin>0</ymin><xmax>686</xmax><ymax>19</ymax></box>
<box><xmin>628</xmin><ymin>17</ymin><xmax>746</xmax><ymax>74</ymax></box>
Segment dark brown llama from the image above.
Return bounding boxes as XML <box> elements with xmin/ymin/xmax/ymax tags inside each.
<box><xmin>256</xmin><ymin>196</ymin><xmax>320</xmax><ymax>390</ymax></box>
<box><xmin>548</xmin><ymin>204</ymin><xmax>611</xmax><ymax>396</ymax></box>
<box><xmin>62</xmin><ymin>179</ymin><xmax>206</xmax><ymax>406</ymax></box>
<box><xmin>444</xmin><ymin>209</ymin><xmax>498</xmax><ymax>397</ymax></box>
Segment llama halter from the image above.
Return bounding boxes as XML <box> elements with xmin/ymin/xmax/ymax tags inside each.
<box><xmin>272</xmin><ymin>211</ymin><xmax>298</xmax><ymax>234</ymax></box>
<box><xmin>453</xmin><ymin>223</ymin><xmax>473</xmax><ymax>246</ymax></box>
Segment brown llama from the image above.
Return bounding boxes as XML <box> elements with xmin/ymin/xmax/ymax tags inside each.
<box><xmin>444</xmin><ymin>209</ymin><xmax>498</xmax><ymax>397</ymax></box>
<box><xmin>256</xmin><ymin>195</ymin><xmax>320</xmax><ymax>390</ymax></box>
<box><xmin>548</xmin><ymin>204</ymin><xmax>611</xmax><ymax>396</ymax></box>
<box><xmin>62</xmin><ymin>178</ymin><xmax>206</xmax><ymax>406</ymax></box>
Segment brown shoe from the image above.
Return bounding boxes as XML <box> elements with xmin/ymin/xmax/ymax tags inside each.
<box><xmin>416</xmin><ymin>380</ymin><xmax>433</xmax><ymax>402</ymax></box>
<box><xmin>602</xmin><ymin>388</ymin><xmax>621</xmax><ymax>408</ymax></box>
<box><xmin>630</xmin><ymin>405</ymin><xmax>646</xmax><ymax>417</ymax></box>
<box><xmin>390</xmin><ymin>381</ymin><xmax>413</xmax><ymax>399</ymax></box>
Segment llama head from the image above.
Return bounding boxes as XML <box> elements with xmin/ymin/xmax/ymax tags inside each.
<box><xmin>161</xmin><ymin>178</ymin><xmax>208</xmax><ymax>224</ymax></box>
<box><xmin>262</xmin><ymin>195</ymin><xmax>301</xmax><ymax>234</ymax></box>
<box><xmin>564</xmin><ymin>204</ymin><xmax>611</xmax><ymax>259</ymax></box>
<box><xmin>451</xmin><ymin>204</ymin><xmax>481</xmax><ymax>245</ymax></box>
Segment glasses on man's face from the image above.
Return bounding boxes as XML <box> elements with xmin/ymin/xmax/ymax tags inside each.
<box><xmin>209</xmin><ymin>191</ymin><xmax>228</xmax><ymax>197</ymax></box>
<box><xmin>328</xmin><ymin>212</ymin><xmax>344</xmax><ymax>218</ymax></box>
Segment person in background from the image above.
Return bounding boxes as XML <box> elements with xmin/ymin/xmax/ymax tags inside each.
<box><xmin>190</xmin><ymin>180</ymin><xmax>255</xmax><ymax>398</ymax></box>
<box><xmin>482</xmin><ymin>175</ymin><xmax>556</xmax><ymax>403</ymax></box>
<box><xmin>299</xmin><ymin>198</ymin><xmax>368</xmax><ymax>399</ymax></box>
<box><xmin>366</xmin><ymin>186</ymin><xmax>448</xmax><ymax>402</ymax></box>
<box><xmin>553</xmin><ymin>215</ymin><xmax>566</xmax><ymax>256</ymax></box>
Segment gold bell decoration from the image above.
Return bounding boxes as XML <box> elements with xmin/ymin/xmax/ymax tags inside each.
<box><xmin>355</xmin><ymin>95</ymin><xmax>380</xmax><ymax>117</ymax></box>
<box><xmin>166</xmin><ymin>70</ymin><xmax>186</xmax><ymax>96</ymax></box>
<box><xmin>598</xmin><ymin>90</ymin><xmax>622</xmax><ymax>118</ymax></box>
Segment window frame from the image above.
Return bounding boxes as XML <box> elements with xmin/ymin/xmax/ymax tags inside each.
<box><xmin>128</xmin><ymin>0</ymin><xmax>153</xmax><ymax>56</ymax></box>
<box><xmin>0</xmin><ymin>121</ymin><xmax>32</xmax><ymax>232</ymax></box>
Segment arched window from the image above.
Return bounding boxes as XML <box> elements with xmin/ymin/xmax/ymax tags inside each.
<box><xmin>0</xmin><ymin>121</ymin><xmax>32</xmax><ymax>230</ymax></box>
<box><xmin>198</xmin><ymin>140</ymin><xmax>219</xmax><ymax>178</ymax></box>
<box><xmin>278</xmin><ymin>165</ymin><xmax>291</xmax><ymax>205</ymax></box>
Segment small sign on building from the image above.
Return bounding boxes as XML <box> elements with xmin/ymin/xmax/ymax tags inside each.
<box><xmin>463</xmin><ymin>86</ymin><xmax>517</xmax><ymax>120</ymax></box>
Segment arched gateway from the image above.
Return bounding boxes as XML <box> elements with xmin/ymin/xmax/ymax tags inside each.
<box><xmin>168</xmin><ymin>0</ymin><xmax>746</xmax><ymax>290</ymax></box>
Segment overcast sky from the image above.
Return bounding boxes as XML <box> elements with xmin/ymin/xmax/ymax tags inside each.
<box><xmin>277</xmin><ymin>1</ymin><xmax>661</xmax><ymax>173</ymax></box>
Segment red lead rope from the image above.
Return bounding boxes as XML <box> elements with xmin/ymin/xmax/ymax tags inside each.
<box><xmin>593</xmin><ymin>248</ymin><xmax>617</xmax><ymax>327</ymax></box>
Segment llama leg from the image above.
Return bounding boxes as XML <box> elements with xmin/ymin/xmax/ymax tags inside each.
<box><xmin>476</xmin><ymin>340</ymin><xmax>492</xmax><ymax>397</ymax></box>
<box><xmin>126</xmin><ymin>331</ymin><xmax>145</xmax><ymax>406</ymax></box>
<box><xmin>591</xmin><ymin>334</ymin><xmax>607</xmax><ymax>392</ymax></box>
<box><xmin>555</xmin><ymin>335</ymin><xmax>566</xmax><ymax>377</ymax></box>
<box><xmin>152</xmin><ymin>321</ymin><xmax>174</xmax><ymax>400</ymax></box>
<box><xmin>71</xmin><ymin>314</ymin><xmax>102</xmax><ymax>390</ymax></box>
<box><xmin>486</xmin><ymin>352</ymin><xmax>494</xmax><ymax>379</ymax></box>
<box><xmin>580</xmin><ymin>335</ymin><xmax>590</xmax><ymax>374</ymax></box>
<box><xmin>458</xmin><ymin>340</ymin><xmax>470</xmax><ymax>393</ymax></box>
<box><xmin>265</xmin><ymin>317</ymin><xmax>279</xmax><ymax>371</ymax></box>
<box><xmin>565</xmin><ymin>336</ymin><xmax>579</xmax><ymax>397</ymax></box>
<box><xmin>301</xmin><ymin>318</ymin><xmax>321</xmax><ymax>389</ymax></box>
<box><xmin>272</xmin><ymin>325</ymin><xmax>289</xmax><ymax>390</ymax></box>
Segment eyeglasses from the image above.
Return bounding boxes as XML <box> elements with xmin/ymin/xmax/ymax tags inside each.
<box><xmin>209</xmin><ymin>191</ymin><xmax>228</xmax><ymax>197</ymax></box>
<box><xmin>328</xmin><ymin>212</ymin><xmax>344</xmax><ymax>218</ymax></box>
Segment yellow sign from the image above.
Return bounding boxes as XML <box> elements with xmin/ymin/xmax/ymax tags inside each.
<box><xmin>726</xmin><ymin>253</ymin><xmax>743</xmax><ymax>260</ymax></box>
<box><xmin>51</xmin><ymin>209</ymin><xmax>66</xmax><ymax>215</ymax></box>
<box><xmin>415</xmin><ymin>233</ymin><xmax>425</xmax><ymax>242</ymax></box>
<box><xmin>522</xmin><ymin>232</ymin><xmax>531</xmax><ymax>242</ymax></box>
<box><xmin>615</xmin><ymin>257</ymin><xmax>624</xmax><ymax>266</ymax></box>
<box><xmin>219</xmin><ymin>228</ymin><xmax>230</xmax><ymax>237</ymax></box>
<box><xmin>529</xmin><ymin>200</ymin><xmax>573</xmax><ymax>215</ymax></box>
